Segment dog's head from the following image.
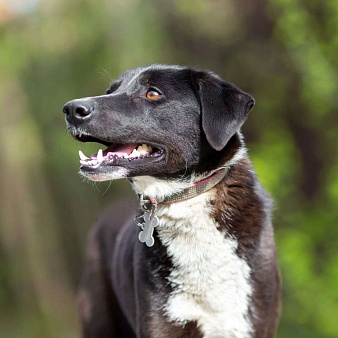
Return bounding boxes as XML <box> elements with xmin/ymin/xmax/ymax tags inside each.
<box><xmin>63</xmin><ymin>65</ymin><xmax>254</xmax><ymax>183</ymax></box>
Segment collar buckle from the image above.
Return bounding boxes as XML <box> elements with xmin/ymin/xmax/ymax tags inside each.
<box><xmin>138</xmin><ymin>194</ymin><xmax>158</xmax><ymax>221</ymax></box>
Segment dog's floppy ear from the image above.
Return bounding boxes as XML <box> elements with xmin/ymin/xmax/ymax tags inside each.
<box><xmin>192</xmin><ymin>71</ymin><xmax>255</xmax><ymax>151</ymax></box>
<box><xmin>105</xmin><ymin>79</ymin><xmax>122</xmax><ymax>95</ymax></box>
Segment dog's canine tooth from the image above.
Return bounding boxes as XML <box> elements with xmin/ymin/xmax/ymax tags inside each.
<box><xmin>97</xmin><ymin>149</ymin><xmax>103</xmax><ymax>163</ymax></box>
<box><xmin>79</xmin><ymin>150</ymin><xmax>89</xmax><ymax>161</ymax></box>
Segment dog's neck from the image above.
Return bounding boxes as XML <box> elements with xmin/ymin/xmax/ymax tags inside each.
<box><xmin>131</xmin><ymin>145</ymin><xmax>247</xmax><ymax>202</ymax></box>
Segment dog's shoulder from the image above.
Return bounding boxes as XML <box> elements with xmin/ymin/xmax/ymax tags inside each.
<box><xmin>85</xmin><ymin>197</ymin><xmax>137</xmax><ymax>264</ymax></box>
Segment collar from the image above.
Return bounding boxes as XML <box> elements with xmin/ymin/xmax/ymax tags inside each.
<box><xmin>135</xmin><ymin>169</ymin><xmax>227</xmax><ymax>247</ymax></box>
<box><xmin>138</xmin><ymin>169</ymin><xmax>227</xmax><ymax>209</ymax></box>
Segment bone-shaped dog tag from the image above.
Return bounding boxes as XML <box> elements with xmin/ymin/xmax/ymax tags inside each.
<box><xmin>138</xmin><ymin>212</ymin><xmax>159</xmax><ymax>247</ymax></box>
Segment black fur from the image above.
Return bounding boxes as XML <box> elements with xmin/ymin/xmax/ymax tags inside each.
<box><xmin>193</xmin><ymin>71</ymin><xmax>254</xmax><ymax>151</ymax></box>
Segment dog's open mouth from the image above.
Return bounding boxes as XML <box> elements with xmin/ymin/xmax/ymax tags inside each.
<box><xmin>76</xmin><ymin>134</ymin><xmax>165</xmax><ymax>170</ymax></box>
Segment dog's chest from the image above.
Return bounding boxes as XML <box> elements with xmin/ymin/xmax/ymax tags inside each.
<box><xmin>156</xmin><ymin>196</ymin><xmax>253</xmax><ymax>338</ymax></box>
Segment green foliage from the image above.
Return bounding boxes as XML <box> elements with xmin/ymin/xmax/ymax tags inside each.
<box><xmin>0</xmin><ymin>0</ymin><xmax>337</xmax><ymax>337</ymax></box>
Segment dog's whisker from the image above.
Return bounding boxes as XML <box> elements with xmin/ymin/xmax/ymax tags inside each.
<box><xmin>101</xmin><ymin>181</ymin><xmax>113</xmax><ymax>197</ymax></box>
<box><xmin>97</xmin><ymin>66</ymin><xmax>114</xmax><ymax>83</ymax></box>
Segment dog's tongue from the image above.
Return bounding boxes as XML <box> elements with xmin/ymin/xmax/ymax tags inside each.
<box><xmin>82</xmin><ymin>143</ymin><xmax>154</xmax><ymax>163</ymax></box>
<box><xmin>90</xmin><ymin>143</ymin><xmax>139</xmax><ymax>159</ymax></box>
<box><xmin>104</xmin><ymin>143</ymin><xmax>139</xmax><ymax>157</ymax></box>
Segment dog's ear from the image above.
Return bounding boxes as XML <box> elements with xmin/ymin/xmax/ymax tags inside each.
<box><xmin>192</xmin><ymin>71</ymin><xmax>255</xmax><ymax>151</ymax></box>
<box><xmin>105</xmin><ymin>80</ymin><xmax>122</xmax><ymax>95</ymax></box>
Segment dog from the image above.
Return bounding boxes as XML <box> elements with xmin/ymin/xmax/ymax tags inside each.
<box><xmin>63</xmin><ymin>64</ymin><xmax>281</xmax><ymax>338</ymax></box>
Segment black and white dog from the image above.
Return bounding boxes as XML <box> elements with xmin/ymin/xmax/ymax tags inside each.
<box><xmin>63</xmin><ymin>65</ymin><xmax>281</xmax><ymax>338</ymax></box>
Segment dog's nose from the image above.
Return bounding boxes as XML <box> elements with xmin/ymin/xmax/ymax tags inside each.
<box><xmin>63</xmin><ymin>99</ymin><xmax>93</xmax><ymax>123</ymax></box>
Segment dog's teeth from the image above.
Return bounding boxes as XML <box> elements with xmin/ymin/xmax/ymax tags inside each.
<box><xmin>97</xmin><ymin>149</ymin><xmax>103</xmax><ymax>163</ymax></box>
<box><xmin>86</xmin><ymin>159</ymin><xmax>95</xmax><ymax>166</ymax></box>
<box><xmin>79</xmin><ymin>132</ymin><xmax>82</xmax><ymax>137</ymax></box>
<box><xmin>137</xmin><ymin>144</ymin><xmax>151</xmax><ymax>154</ymax></box>
<box><xmin>130</xmin><ymin>149</ymin><xmax>140</xmax><ymax>157</ymax></box>
<box><xmin>80</xmin><ymin>160</ymin><xmax>87</xmax><ymax>165</ymax></box>
<box><xmin>79</xmin><ymin>150</ymin><xmax>88</xmax><ymax>161</ymax></box>
<box><xmin>122</xmin><ymin>153</ymin><xmax>128</xmax><ymax>158</ymax></box>
<box><xmin>142</xmin><ymin>144</ymin><xmax>151</xmax><ymax>151</ymax></box>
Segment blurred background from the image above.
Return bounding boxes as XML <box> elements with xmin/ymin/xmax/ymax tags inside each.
<box><xmin>0</xmin><ymin>0</ymin><xmax>337</xmax><ymax>337</ymax></box>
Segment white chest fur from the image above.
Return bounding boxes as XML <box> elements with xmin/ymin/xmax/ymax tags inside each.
<box><xmin>156</xmin><ymin>191</ymin><xmax>253</xmax><ymax>338</ymax></box>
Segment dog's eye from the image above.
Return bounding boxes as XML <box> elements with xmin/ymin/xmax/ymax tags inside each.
<box><xmin>146</xmin><ymin>90</ymin><xmax>161</xmax><ymax>100</ymax></box>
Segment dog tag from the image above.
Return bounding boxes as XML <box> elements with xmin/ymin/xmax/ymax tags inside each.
<box><xmin>138</xmin><ymin>212</ymin><xmax>159</xmax><ymax>247</ymax></box>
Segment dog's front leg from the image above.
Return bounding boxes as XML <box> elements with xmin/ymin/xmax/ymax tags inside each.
<box><xmin>78</xmin><ymin>222</ymin><xmax>136</xmax><ymax>338</ymax></box>
<box><xmin>77</xmin><ymin>225</ymin><xmax>117</xmax><ymax>337</ymax></box>
<box><xmin>136</xmin><ymin>307</ymin><xmax>203</xmax><ymax>338</ymax></box>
